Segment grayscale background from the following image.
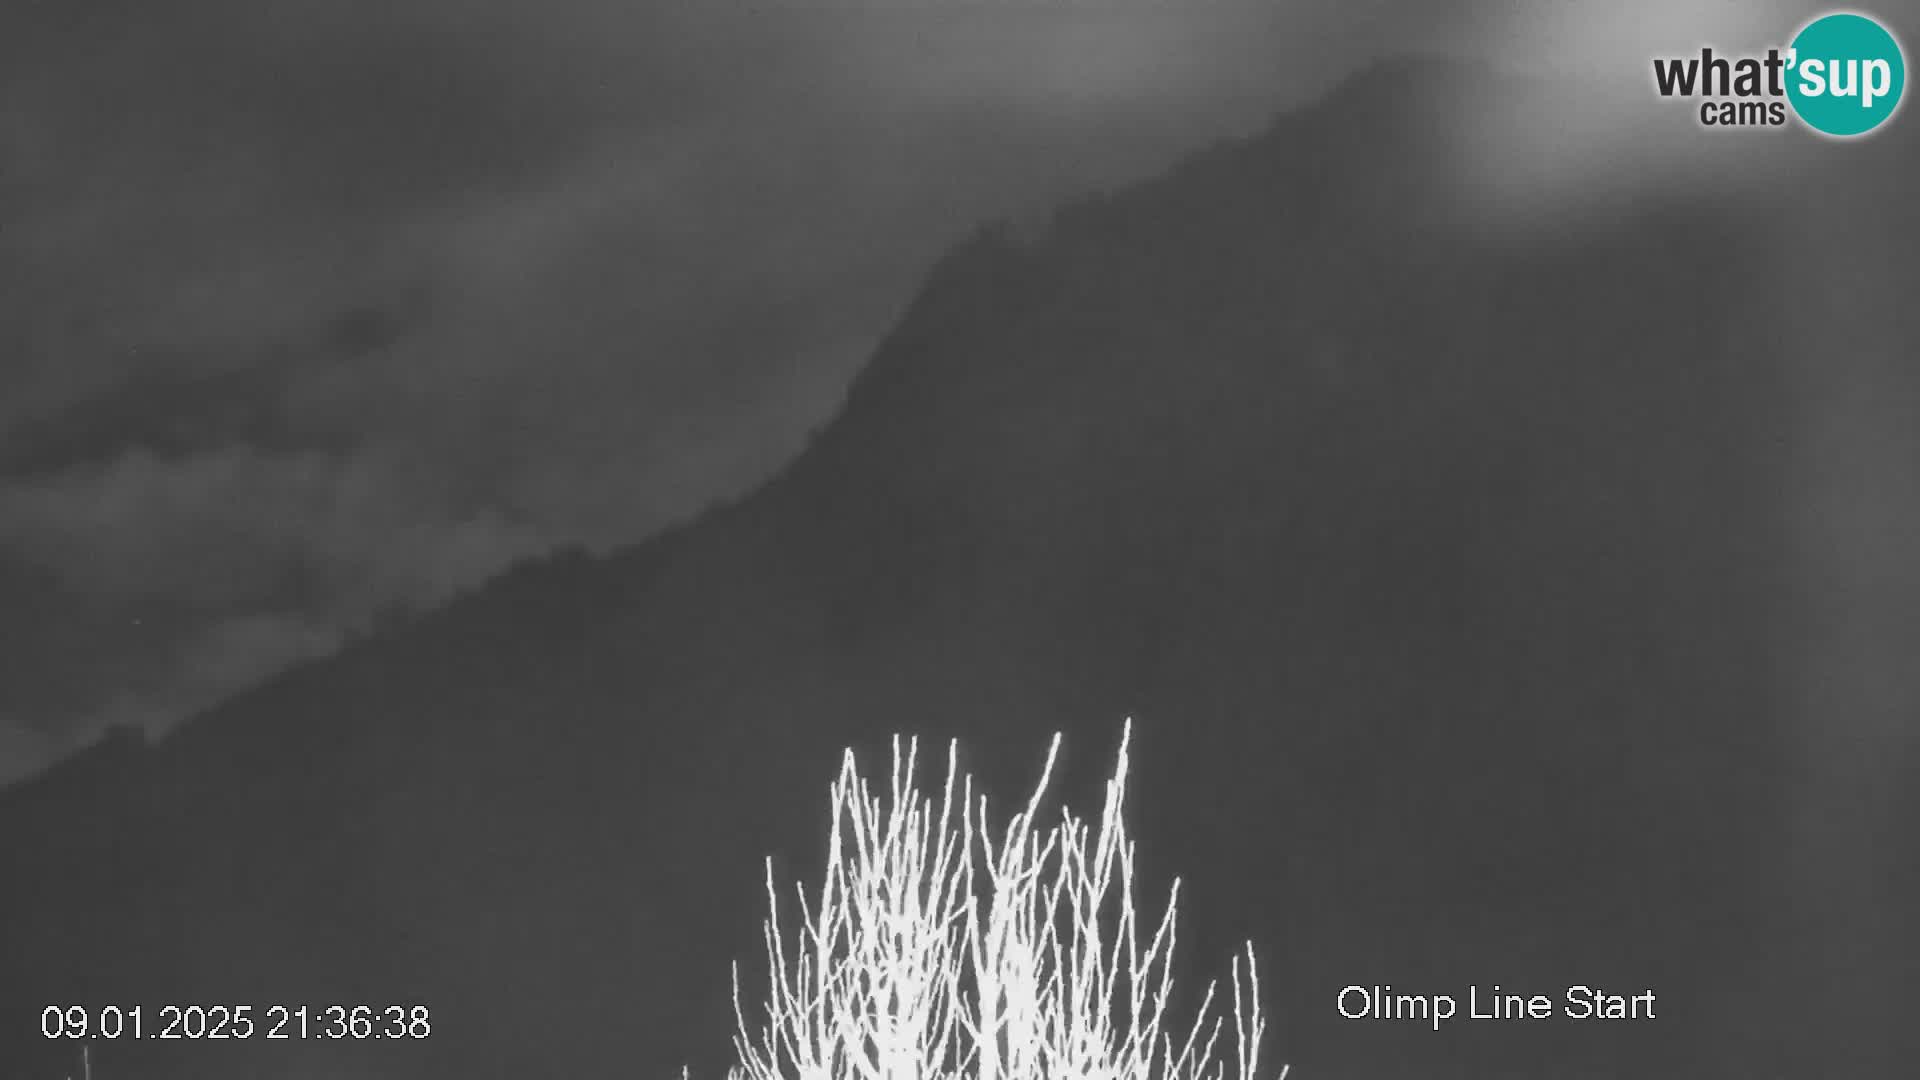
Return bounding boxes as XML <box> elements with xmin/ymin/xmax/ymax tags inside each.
<box><xmin>2</xmin><ymin>2</ymin><xmax>1914</xmax><ymax>1077</ymax></box>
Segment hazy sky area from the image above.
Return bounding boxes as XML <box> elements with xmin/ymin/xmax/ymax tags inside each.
<box><xmin>0</xmin><ymin>0</ymin><xmax>1907</xmax><ymax>782</ymax></box>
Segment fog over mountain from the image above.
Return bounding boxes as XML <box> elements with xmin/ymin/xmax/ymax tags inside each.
<box><xmin>2</xmin><ymin>0</ymin><xmax>1862</xmax><ymax>785</ymax></box>
<box><xmin>0</xmin><ymin>0</ymin><xmax>1381</xmax><ymax>781</ymax></box>
<box><xmin>4</xmin><ymin>39</ymin><xmax>1915</xmax><ymax>1080</ymax></box>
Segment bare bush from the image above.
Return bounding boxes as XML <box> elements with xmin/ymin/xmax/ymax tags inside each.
<box><xmin>724</xmin><ymin>719</ymin><xmax>1285</xmax><ymax>1080</ymax></box>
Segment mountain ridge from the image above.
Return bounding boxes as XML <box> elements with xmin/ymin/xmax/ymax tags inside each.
<box><xmin>2</xmin><ymin>55</ymin><xmax>1885</xmax><ymax>1079</ymax></box>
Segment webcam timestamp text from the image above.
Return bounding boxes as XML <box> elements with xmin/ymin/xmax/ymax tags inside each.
<box><xmin>42</xmin><ymin>1004</ymin><xmax>433</xmax><ymax>1041</ymax></box>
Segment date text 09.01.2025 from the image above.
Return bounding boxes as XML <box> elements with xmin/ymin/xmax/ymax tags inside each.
<box><xmin>42</xmin><ymin>1004</ymin><xmax>432</xmax><ymax>1040</ymax></box>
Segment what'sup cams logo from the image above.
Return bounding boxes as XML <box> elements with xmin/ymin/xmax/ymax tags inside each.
<box><xmin>1652</xmin><ymin>10</ymin><xmax>1906</xmax><ymax>136</ymax></box>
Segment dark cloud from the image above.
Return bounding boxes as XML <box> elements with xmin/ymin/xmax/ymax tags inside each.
<box><xmin>0</xmin><ymin>0</ymin><xmax>1367</xmax><ymax>781</ymax></box>
<box><xmin>7</xmin><ymin>0</ymin><xmax>1867</xmax><ymax>781</ymax></box>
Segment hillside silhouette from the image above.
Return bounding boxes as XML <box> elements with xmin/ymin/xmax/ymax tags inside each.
<box><xmin>3</xmin><ymin>58</ymin><xmax>1907</xmax><ymax>1079</ymax></box>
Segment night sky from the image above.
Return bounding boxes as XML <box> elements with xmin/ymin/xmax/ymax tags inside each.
<box><xmin>2</xmin><ymin>0</ymin><xmax>1401</xmax><ymax>780</ymax></box>
<box><xmin>3</xmin><ymin>5</ymin><xmax>1916</xmax><ymax>1078</ymax></box>
<box><xmin>0</xmin><ymin>1</ymin><xmax>1902</xmax><ymax>780</ymax></box>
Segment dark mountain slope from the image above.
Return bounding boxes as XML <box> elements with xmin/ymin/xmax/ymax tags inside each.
<box><xmin>4</xmin><ymin>58</ymin><xmax>1902</xmax><ymax>1080</ymax></box>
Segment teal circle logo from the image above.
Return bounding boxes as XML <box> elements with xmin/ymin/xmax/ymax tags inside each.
<box><xmin>1787</xmin><ymin>12</ymin><xmax>1907</xmax><ymax>136</ymax></box>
